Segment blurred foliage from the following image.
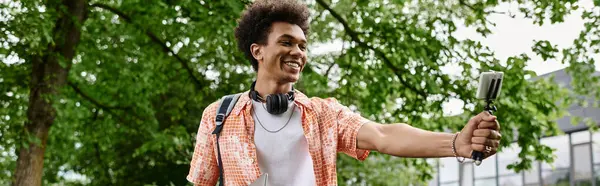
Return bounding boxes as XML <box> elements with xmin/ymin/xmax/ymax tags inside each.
<box><xmin>1</xmin><ymin>0</ymin><xmax>599</xmax><ymax>185</ymax></box>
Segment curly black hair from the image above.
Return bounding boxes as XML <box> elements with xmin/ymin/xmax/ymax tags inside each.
<box><xmin>234</xmin><ymin>0</ymin><xmax>310</xmax><ymax>71</ymax></box>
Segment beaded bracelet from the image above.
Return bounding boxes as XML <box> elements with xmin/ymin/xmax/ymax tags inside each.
<box><xmin>452</xmin><ymin>132</ymin><xmax>465</xmax><ymax>163</ymax></box>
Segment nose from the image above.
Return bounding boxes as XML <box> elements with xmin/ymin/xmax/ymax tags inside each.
<box><xmin>289</xmin><ymin>45</ymin><xmax>304</xmax><ymax>58</ymax></box>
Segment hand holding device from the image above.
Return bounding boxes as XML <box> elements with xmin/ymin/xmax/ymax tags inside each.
<box><xmin>472</xmin><ymin>71</ymin><xmax>503</xmax><ymax>165</ymax></box>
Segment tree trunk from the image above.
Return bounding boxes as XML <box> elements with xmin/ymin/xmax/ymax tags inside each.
<box><xmin>13</xmin><ymin>1</ymin><xmax>88</xmax><ymax>186</ymax></box>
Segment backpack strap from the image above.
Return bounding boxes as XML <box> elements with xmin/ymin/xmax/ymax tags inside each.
<box><xmin>212</xmin><ymin>93</ymin><xmax>242</xmax><ymax>135</ymax></box>
<box><xmin>211</xmin><ymin>93</ymin><xmax>241</xmax><ymax>186</ymax></box>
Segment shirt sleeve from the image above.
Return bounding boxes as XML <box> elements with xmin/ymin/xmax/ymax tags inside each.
<box><xmin>326</xmin><ymin>98</ymin><xmax>372</xmax><ymax>161</ymax></box>
<box><xmin>186</xmin><ymin>102</ymin><xmax>219</xmax><ymax>185</ymax></box>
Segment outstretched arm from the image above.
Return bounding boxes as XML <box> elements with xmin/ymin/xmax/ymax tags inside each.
<box><xmin>356</xmin><ymin>112</ymin><xmax>501</xmax><ymax>159</ymax></box>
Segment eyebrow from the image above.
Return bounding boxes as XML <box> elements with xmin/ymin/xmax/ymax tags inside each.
<box><xmin>278</xmin><ymin>34</ymin><xmax>307</xmax><ymax>44</ymax></box>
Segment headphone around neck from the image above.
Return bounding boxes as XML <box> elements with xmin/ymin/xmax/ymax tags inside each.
<box><xmin>249</xmin><ymin>81</ymin><xmax>295</xmax><ymax>115</ymax></box>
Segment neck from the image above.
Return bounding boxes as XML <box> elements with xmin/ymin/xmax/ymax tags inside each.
<box><xmin>254</xmin><ymin>77</ymin><xmax>292</xmax><ymax>99</ymax></box>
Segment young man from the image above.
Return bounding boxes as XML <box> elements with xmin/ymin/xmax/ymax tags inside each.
<box><xmin>187</xmin><ymin>0</ymin><xmax>501</xmax><ymax>185</ymax></box>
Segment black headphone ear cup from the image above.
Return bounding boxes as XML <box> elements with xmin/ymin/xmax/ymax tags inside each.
<box><xmin>275</xmin><ymin>95</ymin><xmax>281</xmax><ymax>114</ymax></box>
<box><xmin>266</xmin><ymin>94</ymin><xmax>273</xmax><ymax>113</ymax></box>
<box><xmin>263</xmin><ymin>93</ymin><xmax>289</xmax><ymax>115</ymax></box>
<box><xmin>279</xmin><ymin>94</ymin><xmax>287</xmax><ymax>114</ymax></box>
<box><xmin>275</xmin><ymin>94</ymin><xmax>283</xmax><ymax>114</ymax></box>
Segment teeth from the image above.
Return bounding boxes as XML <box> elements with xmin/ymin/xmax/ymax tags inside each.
<box><xmin>286</xmin><ymin>62</ymin><xmax>299</xmax><ymax>68</ymax></box>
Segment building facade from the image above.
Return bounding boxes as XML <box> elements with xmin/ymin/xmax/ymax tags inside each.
<box><xmin>428</xmin><ymin>69</ymin><xmax>600</xmax><ymax>186</ymax></box>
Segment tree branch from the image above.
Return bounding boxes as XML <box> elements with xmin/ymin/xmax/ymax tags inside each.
<box><xmin>68</xmin><ymin>81</ymin><xmax>130</xmax><ymax>111</ymax></box>
<box><xmin>89</xmin><ymin>3</ymin><xmax>208</xmax><ymax>89</ymax></box>
<box><xmin>68</xmin><ymin>81</ymin><xmax>145</xmax><ymax>121</ymax></box>
<box><xmin>315</xmin><ymin>0</ymin><xmax>427</xmax><ymax>98</ymax></box>
<box><xmin>458</xmin><ymin>0</ymin><xmax>517</xmax><ymax>18</ymax></box>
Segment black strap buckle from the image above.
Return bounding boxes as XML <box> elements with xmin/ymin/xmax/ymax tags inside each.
<box><xmin>215</xmin><ymin>113</ymin><xmax>225</xmax><ymax>123</ymax></box>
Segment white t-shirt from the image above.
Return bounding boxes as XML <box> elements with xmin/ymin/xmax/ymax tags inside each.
<box><xmin>252</xmin><ymin>100</ymin><xmax>316</xmax><ymax>186</ymax></box>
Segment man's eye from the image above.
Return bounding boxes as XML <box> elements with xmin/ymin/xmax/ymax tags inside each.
<box><xmin>281</xmin><ymin>41</ymin><xmax>292</xmax><ymax>46</ymax></box>
<box><xmin>300</xmin><ymin>45</ymin><xmax>307</xmax><ymax>51</ymax></box>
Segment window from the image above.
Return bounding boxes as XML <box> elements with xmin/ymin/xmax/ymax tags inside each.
<box><xmin>474</xmin><ymin>177</ymin><xmax>496</xmax><ymax>186</ymax></box>
<box><xmin>595</xmin><ymin>164</ymin><xmax>600</xmax><ymax>186</ymax></box>
<box><xmin>541</xmin><ymin>135</ymin><xmax>570</xmax><ymax>185</ymax></box>
<box><xmin>571</xmin><ymin>130</ymin><xmax>590</xmax><ymax>144</ymax></box>
<box><xmin>541</xmin><ymin>135</ymin><xmax>570</xmax><ymax>169</ymax></box>
<box><xmin>499</xmin><ymin>174</ymin><xmax>522</xmax><ymax>186</ymax></box>
<box><xmin>498</xmin><ymin>143</ymin><xmax>523</xmax><ymax>186</ymax></box>
<box><xmin>541</xmin><ymin>168</ymin><xmax>570</xmax><ymax>186</ymax></box>
<box><xmin>498</xmin><ymin>143</ymin><xmax>521</xmax><ymax>175</ymax></box>
<box><xmin>439</xmin><ymin>158</ymin><xmax>459</xmax><ymax>186</ymax></box>
<box><xmin>474</xmin><ymin>154</ymin><xmax>497</xmax><ymax>186</ymax></box>
<box><xmin>427</xmin><ymin>159</ymin><xmax>439</xmax><ymax>186</ymax></box>
<box><xmin>573</xmin><ymin>143</ymin><xmax>592</xmax><ymax>185</ymax></box>
<box><xmin>440</xmin><ymin>183</ymin><xmax>459</xmax><ymax>186</ymax></box>
<box><xmin>461</xmin><ymin>163</ymin><xmax>473</xmax><ymax>186</ymax></box>
<box><xmin>593</xmin><ymin>131</ymin><xmax>600</xmax><ymax>164</ymax></box>
<box><xmin>428</xmin><ymin>174</ymin><xmax>439</xmax><ymax>186</ymax></box>
<box><xmin>524</xmin><ymin>162</ymin><xmax>540</xmax><ymax>185</ymax></box>
<box><xmin>593</xmin><ymin>131</ymin><xmax>600</xmax><ymax>185</ymax></box>
<box><xmin>473</xmin><ymin>154</ymin><xmax>496</xmax><ymax>178</ymax></box>
<box><xmin>572</xmin><ymin>131</ymin><xmax>593</xmax><ymax>185</ymax></box>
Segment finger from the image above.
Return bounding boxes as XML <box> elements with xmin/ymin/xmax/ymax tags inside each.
<box><xmin>473</xmin><ymin>129</ymin><xmax>502</xmax><ymax>139</ymax></box>
<box><xmin>496</xmin><ymin>120</ymin><xmax>500</xmax><ymax>131</ymax></box>
<box><xmin>473</xmin><ymin>129</ymin><xmax>491</xmax><ymax>137</ymax></box>
<box><xmin>479</xmin><ymin>111</ymin><xmax>497</xmax><ymax>122</ymax></box>
<box><xmin>471</xmin><ymin>144</ymin><xmax>485</xmax><ymax>152</ymax></box>
<box><xmin>472</xmin><ymin>129</ymin><xmax>499</xmax><ymax>139</ymax></box>
<box><xmin>471</xmin><ymin>137</ymin><xmax>487</xmax><ymax>145</ymax></box>
<box><xmin>471</xmin><ymin>137</ymin><xmax>500</xmax><ymax>148</ymax></box>
<box><xmin>492</xmin><ymin>130</ymin><xmax>502</xmax><ymax>140</ymax></box>
<box><xmin>478</xmin><ymin>120</ymin><xmax>499</xmax><ymax>130</ymax></box>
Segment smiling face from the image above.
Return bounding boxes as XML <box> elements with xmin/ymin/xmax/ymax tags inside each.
<box><xmin>251</xmin><ymin>22</ymin><xmax>308</xmax><ymax>83</ymax></box>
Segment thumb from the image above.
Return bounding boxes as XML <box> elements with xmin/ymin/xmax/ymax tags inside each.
<box><xmin>461</xmin><ymin>114</ymin><xmax>481</xmax><ymax>136</ymax></box>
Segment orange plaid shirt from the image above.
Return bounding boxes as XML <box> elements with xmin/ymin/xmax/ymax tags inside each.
<box><xmin>187</xmin><ymin>90</ymin><xmax>371</xmax><ymax>186</ymax></box>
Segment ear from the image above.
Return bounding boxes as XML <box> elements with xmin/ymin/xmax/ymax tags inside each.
<box><xmin>250</xmin><ymin>43</ymin><xmax>263</xmax><ymax>61</ymax></box>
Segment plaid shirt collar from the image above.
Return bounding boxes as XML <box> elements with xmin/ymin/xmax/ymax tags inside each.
<box><xmin>232</xmin><ymin>90</ymin><xmax>313</xmax><ymax>116</ymax></box>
